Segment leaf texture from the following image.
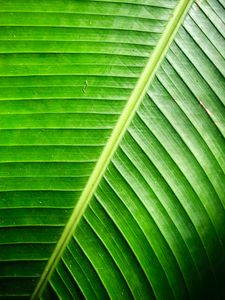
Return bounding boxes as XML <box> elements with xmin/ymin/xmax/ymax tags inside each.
<box><xmin>0</xmin><ymin>0</ymin><xmax>225</xmax><ymax>299</ymax></box>
<box><xmin>0</xmin><ymin>0</ymin><xmax>178</xmax><ymax>298</ymax></box>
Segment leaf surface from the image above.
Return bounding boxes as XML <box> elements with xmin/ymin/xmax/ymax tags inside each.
<box><xmin>0</xmin><ymin>0</ymin><xmax>224</xmax><ymax>299</ymax></box>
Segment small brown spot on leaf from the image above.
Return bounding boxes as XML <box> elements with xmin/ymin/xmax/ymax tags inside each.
<box><xmin>83</xmin><ymin>80</ymin><xmax>88</xmax><ymax>93</ymax></box>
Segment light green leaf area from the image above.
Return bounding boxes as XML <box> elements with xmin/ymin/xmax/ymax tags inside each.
<box><xmin>0</xmin><ymin>0</ymin><xmax>224</xmax><ymax>299</ymax></box>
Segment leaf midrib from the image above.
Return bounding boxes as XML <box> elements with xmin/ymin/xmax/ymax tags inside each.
<box><xmin>31</xmin><ymin>0</ymin><xmax>194</xmax><ymax>298</ymax></box>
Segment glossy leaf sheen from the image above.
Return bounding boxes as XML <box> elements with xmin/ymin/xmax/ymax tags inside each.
<box><xmin>0</xmin><ymin>0</ymin><xmax>224</xmax><ymax>299</ymax></box>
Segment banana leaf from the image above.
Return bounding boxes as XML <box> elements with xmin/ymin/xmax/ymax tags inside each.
<box><xmin>0</xmin><ymin>0</ymin><xmax>224</xmax><ymax>299</ymax></box>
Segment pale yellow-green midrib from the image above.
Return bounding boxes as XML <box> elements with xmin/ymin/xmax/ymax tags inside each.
<box><xmin>31</xmin><ymin>0</ymin><xmax>194</xmax><ymax>298</ymax></box>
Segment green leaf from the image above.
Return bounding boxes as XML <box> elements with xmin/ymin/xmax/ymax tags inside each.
<box><xmin>0</xmin><ymin>0</ymin><xmax>224</xmax><ymax>299</ymax></box>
